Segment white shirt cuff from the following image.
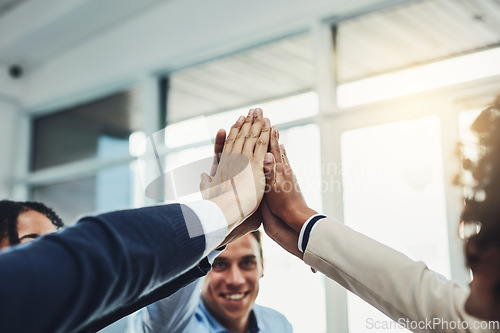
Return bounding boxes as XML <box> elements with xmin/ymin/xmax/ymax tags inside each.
<box><xmin>185</xmin><ymin>200</ymin><xmax>228</xmax><ymax>258</ymax></box>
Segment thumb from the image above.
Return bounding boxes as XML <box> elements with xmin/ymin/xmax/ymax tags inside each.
<box><xmin>263</xmin><ymin>152</ymin><xmax>275</xmax><ymax>186</ymax></box>
<box><xmin>200</xmin><ymin>173</ymin><xmax>212</xmax><ymax>199</ymax></box>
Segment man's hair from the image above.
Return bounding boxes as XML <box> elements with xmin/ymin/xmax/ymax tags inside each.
<box><xmin>460</xmin><ymin>94</ymin><xmax>500</xmax><ymax>248</ymax></box>
<box><xmin>249</xmin><ymin>230</ymin><xmax>263</xmax><ymax>259</ymax></box>
<box><xmin>0</xmin><ymin>200</ymin><xmax>64</xmax><ymax>246</ymax></box>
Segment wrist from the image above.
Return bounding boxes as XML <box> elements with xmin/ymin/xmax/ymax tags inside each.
<box><xmin>287</xmin><ymin>206</ymin><xmax>318</xmax><ymax>233</ymax></box>
<box><xmin>209</xmin><ymin>191</ymin><xmax>255</xmax><ymax>232</ymax></box>
<box><xmin>209</xmin><ymin>194</ymin><xmax>241</xmax><ymax>231</ymax></box>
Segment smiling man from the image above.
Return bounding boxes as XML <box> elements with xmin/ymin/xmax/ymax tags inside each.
<box><xmin>129</xmin><ymin>230</ymin><xmax>292</xmax><ymax>333</ymax></box>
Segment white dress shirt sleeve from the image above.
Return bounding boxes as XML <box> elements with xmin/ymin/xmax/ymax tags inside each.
<box><xmin>185</xmin><ymin>200</ymin><xmax>228</xmax><ymax>258</ymax></box>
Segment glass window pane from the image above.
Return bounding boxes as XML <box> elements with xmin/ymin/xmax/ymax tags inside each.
<box><xmin>32</xmin><ymin>90</ymin><xmax>142</xmax><ymax>170</ymax></box>
<box><xmin>257</xmin><ymin>124</ymin><xmax>325</xmax><ymax>333</ymax></box>
<box><xmin>340</xmin><ymin>116</ymin><xmax>450</xmax><ymax>333</ymax></box>
<box><xmin>164</xmin><ymin>92</ymin><xmax>318</xmax><ymax>149</ymax></box>
<box><xmin>31</xmin><ymin>163</ymin><xmax>135</xmax><ymax>225</ymax></box>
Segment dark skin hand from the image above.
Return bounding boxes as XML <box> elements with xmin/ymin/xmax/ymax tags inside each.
<box><xmin>261</xmin><ymin>127</ymin><xmax>318</xmax><ymax>258</ymax></box>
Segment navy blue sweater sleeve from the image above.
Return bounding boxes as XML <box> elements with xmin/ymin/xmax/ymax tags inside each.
<box><xmin>0</xmin><ymin>204</ymin><xmax>206</xmax><ymax>333</ymax></box>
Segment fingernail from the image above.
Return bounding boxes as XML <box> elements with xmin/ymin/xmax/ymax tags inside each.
<box><xmin>265</xmin><ymin>154</ymin><xmax>273</xmax><ymax>163</ymax></box>
<box><xmin>248</xmin><ymin>109</ymin><xmax>254</xmax><ymax>117</ymax></box>
<box><xmin>275</xmin><ymin>128</ymin><xmax>279</xmax><ymax>139</ymax></box>
<box><xmin>263</xmin><ymin>118</ymin><xmax>270</xmax><ymax>126</ymax></box>
<box><xmin>255</xmin><ymin>108</ymin><xmax>262</xmax><ymax>117</ymax></box>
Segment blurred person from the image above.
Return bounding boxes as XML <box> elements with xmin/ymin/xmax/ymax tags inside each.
<box><xmin>129</xmin><ymin>230</ymin><xmax>292</xmax><ymax>333</ymax></box>
<box><xmin>0</xmin><ymin>200</ymin><xmax>65</xmax><ymax>249</ymax></box>
<box><xmin>260</xmin><ymin>95</ymin><xmax>500</xmax><ymax>332</ymax></box>
<box><xmin>0</xmin><ymin>108</ymin><xmax>271</xmax><ymax>333</ymax></box>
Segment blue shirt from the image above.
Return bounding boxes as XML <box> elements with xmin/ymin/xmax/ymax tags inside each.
<box><xmin>190</xmin><ymin>298</ymin><xmax>293</xmax><ymax>333</ymax></box>
<box><xmin>128</xmin><ymin>280</ymin><xmax>293</xmax><ymax>333</ymax></box>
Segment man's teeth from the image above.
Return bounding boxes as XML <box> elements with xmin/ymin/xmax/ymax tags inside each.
<box><xmin>224</xmin><ymin>293</ymin><xmax>245</xmax><ymax>300</ymax></box>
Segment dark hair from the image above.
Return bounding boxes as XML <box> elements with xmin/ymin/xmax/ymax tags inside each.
<box><xmin>249</xmin><ymin>229</ymin><xmax>264</xmax><ymax>259</ymax></box>
<box><xmin>460</xmin><ymin>94</ymin><xmax>500</xmax><ymax>248</ymax></box>
<box><xmin>0</xmin><ymin>200</ymin><xmax>64</xmax><ymax>247</ymax></box>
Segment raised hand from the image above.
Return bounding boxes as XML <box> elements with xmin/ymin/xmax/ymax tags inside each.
<box><xmin>201</xmin><ymin>122</ymin><xmax>264</xmax><ymax>247</ymax></box>
<box><xmin>203</xmin><ymin>108</ymin><xmax>271</xmax><ymax>233</ymax></box>
<box><xmin>263</xmin><ymin>127</ymin><xmax>318</xmax><ymax>233</ymax></box>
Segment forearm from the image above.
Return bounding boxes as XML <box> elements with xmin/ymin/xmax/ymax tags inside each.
<box><xmin>0</xmin><ymin>203</ymin><xmax>220</xmax><ymax>333</ymax></box>
<box><xmin>133</xmin><ymin>279</ymin><xmax>202</xmax><ymax>333</ymax></box>
<box><xmin>303</xmin><ymin>218</ymin><xmax>479</xmax><ymax>333</ymax></box>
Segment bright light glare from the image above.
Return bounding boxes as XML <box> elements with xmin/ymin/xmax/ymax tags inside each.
<box><xmin>338</xmin><ymin>47</ymin><xmax>500</xmax><ymax>108</ymax></box>
<box><xmin>129</xmin><ymin>131</ymin><xmax>147</xmax><ymax>157</ymax></box>
<box><xmin>162</xmin><ymin>92</ymin><xmax>318</xmax><ymax>149</ymax></box>
<box><xmin>164</xmin><ymin>116</ymin><xmax>212</xmax><ymax>149</ymax></box>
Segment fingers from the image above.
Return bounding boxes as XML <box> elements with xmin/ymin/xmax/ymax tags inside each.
<box><xmin>263</xmin><ymin>153</ymin><xmax>275</xmax><ymax>186</ymax></box>
<box><xmin>200</xmin><ymin>173</ymin><xmax>212</xmax><ymax>199</ymax></box>
<box><xmin>242</xmin><ymin>109</ymin><xmax>264</xmax><ymax>155</ymax></box>
<box><xmin>253</xmin><ymin>118</ymin><xmax>271</xmax><ymax>160</ymax></box>
<box><xmin>210</xmin><ymin>129</ymin><xmax>226</xmax><ymax>177</ymax></box>
<box><xmin>279</xmin><ymin>144</ymin><xmax>292</xmax><ymax>173</ymax></box>
<box><xmin>270</xmin><ymin>127</ymin><xmax>285</xmax><ymax>177</ymax></box>
<box><xmin>233</xmin><ymin>108</ymin><xmax>261</xmax><ymax>153</ymax></box>
<box><xmin>223</xmin><ymin>116</ymin><xmax>245</xmax><ymax>154</ymax></box>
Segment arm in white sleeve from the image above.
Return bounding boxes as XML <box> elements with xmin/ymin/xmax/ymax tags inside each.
<box><xmin>303</xmin><ymin>218</ymin><xmax>490</xmax><ymax>333</ymax></box>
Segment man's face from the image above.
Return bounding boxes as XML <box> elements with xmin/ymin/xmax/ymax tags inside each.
<box><xmin>464</xmin><ymin>238</ymin><xmax>500</xmax><ymax>320</ymax></box>
<box><xmin>201</xmin><ymin>233</ymin><xmax>263</xmax><ymax>328</ymax></box>
<box><xmin>0</xmin><ymin>210</ymin><xmax>56</xmax><ymax>249</ymax></box>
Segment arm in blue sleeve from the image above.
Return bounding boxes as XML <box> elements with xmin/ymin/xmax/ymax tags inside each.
<box><xmin>85</xmin><ymin>258</ymin><xmax>211</xmax><ymax>333</ymax></box>
<box><xmin>129</xmin><ymin>249</ymin><xmax>225</xmax><ymax>333</ymax></box>
<box><xmin>0</xmin><ymin>203</ymin><xmax>208</xmax><ymax>333</ymax></box>
<box><xmin>130</xmin><ymin>279</ymin><xmax>203</xmax><ymax>333</ymax></box>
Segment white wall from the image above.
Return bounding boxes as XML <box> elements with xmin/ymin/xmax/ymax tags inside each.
<box><xmin>0</xmin><ymin>102</ymin><xmax>19</xmax><ymax>199</ymax></box>
<box><xmin>0</xmin><ymin>66</ymin><xmax>23</xmax><ymax>199</ymax></box>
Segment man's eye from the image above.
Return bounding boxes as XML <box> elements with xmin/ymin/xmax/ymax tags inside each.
<box><xmin>212</xmin><ymin>262</ymin><xmax>227</xmax><ymax>271</ymax></box>
<box><xmin>240</xmin><ymin>260</ymin><xmax>256</xmax><ymax>269</ymax></box>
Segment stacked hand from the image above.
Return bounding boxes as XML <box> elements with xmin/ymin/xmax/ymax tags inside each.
<box><xmin>261</xmin><ymin>126</ymin><xmax>318</xmax><ymax>259</ymax></box>
<box><xmin>204</xmin><ymin>108</ymin><xmax>271</xmax><ymax>246</ymax></box>
<box><xmin>205</xmin><ymin>108</ymin><xmax>318</xmax><ymax>254</ymax></box>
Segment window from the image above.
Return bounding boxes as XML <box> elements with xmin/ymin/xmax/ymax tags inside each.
<box><xmin>341</xmin><ymin>116</ymin><xmax>450</xmax><ymax>333</ymax></box>
<box><xmin>29</xmin><ymin>89</ymin><xmax>142</xmax><ymax>224</ymax></box>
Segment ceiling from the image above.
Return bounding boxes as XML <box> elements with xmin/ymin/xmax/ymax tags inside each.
<box><xmin>166</xmin><ymin>0</ymin><xmax>500</xmax><ymax>120</ymax></box>
<box><xmin>337</xmin><ymin>0</ymin><xmax>500</xmax><ymax>83</ymax></box>
<box><xmin>0</xmin><ymin>0</ymin><xmax>25</xmax><ymax>17</ymax></box>
<box><xmin>1</xmin><ymin>0</ymin><xmax>500</xmax><ymax>119</ymax></box>
<box><xmin>0</xmin><ymin>0</ymin><xmax>164</xmax><ymax>69</ymax></box>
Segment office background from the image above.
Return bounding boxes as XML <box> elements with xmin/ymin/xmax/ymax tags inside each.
<box><xmin>1</xmin><ymin>0</ymin><xmax>500</xmax><ymax>332</ymax></box>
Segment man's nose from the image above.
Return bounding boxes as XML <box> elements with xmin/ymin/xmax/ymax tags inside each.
<box><xmin>225</xmin><ymin>265</ymin><xmax>245</xmax><ymax>286</ymax></box>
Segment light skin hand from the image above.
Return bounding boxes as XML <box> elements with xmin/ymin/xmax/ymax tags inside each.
<box><xmin>201</xmin><ymin>126</ymin><xmax>263</xmax><ymax>247</ymax></box>
<box><xmin>204</xmin><ymin>108</ymin><xmax>271</xmax><ymax>234</ymax></box>
<box><xmin>262</xmin><ymin>127</ymin><xmax>318</xmax><ymax>233</ymax></box>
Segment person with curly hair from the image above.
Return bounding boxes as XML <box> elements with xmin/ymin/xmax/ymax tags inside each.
<box><xmin>0</xmin><ymin>200</ymin><xmax>65</xmax><ymax>249</ymax></box>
